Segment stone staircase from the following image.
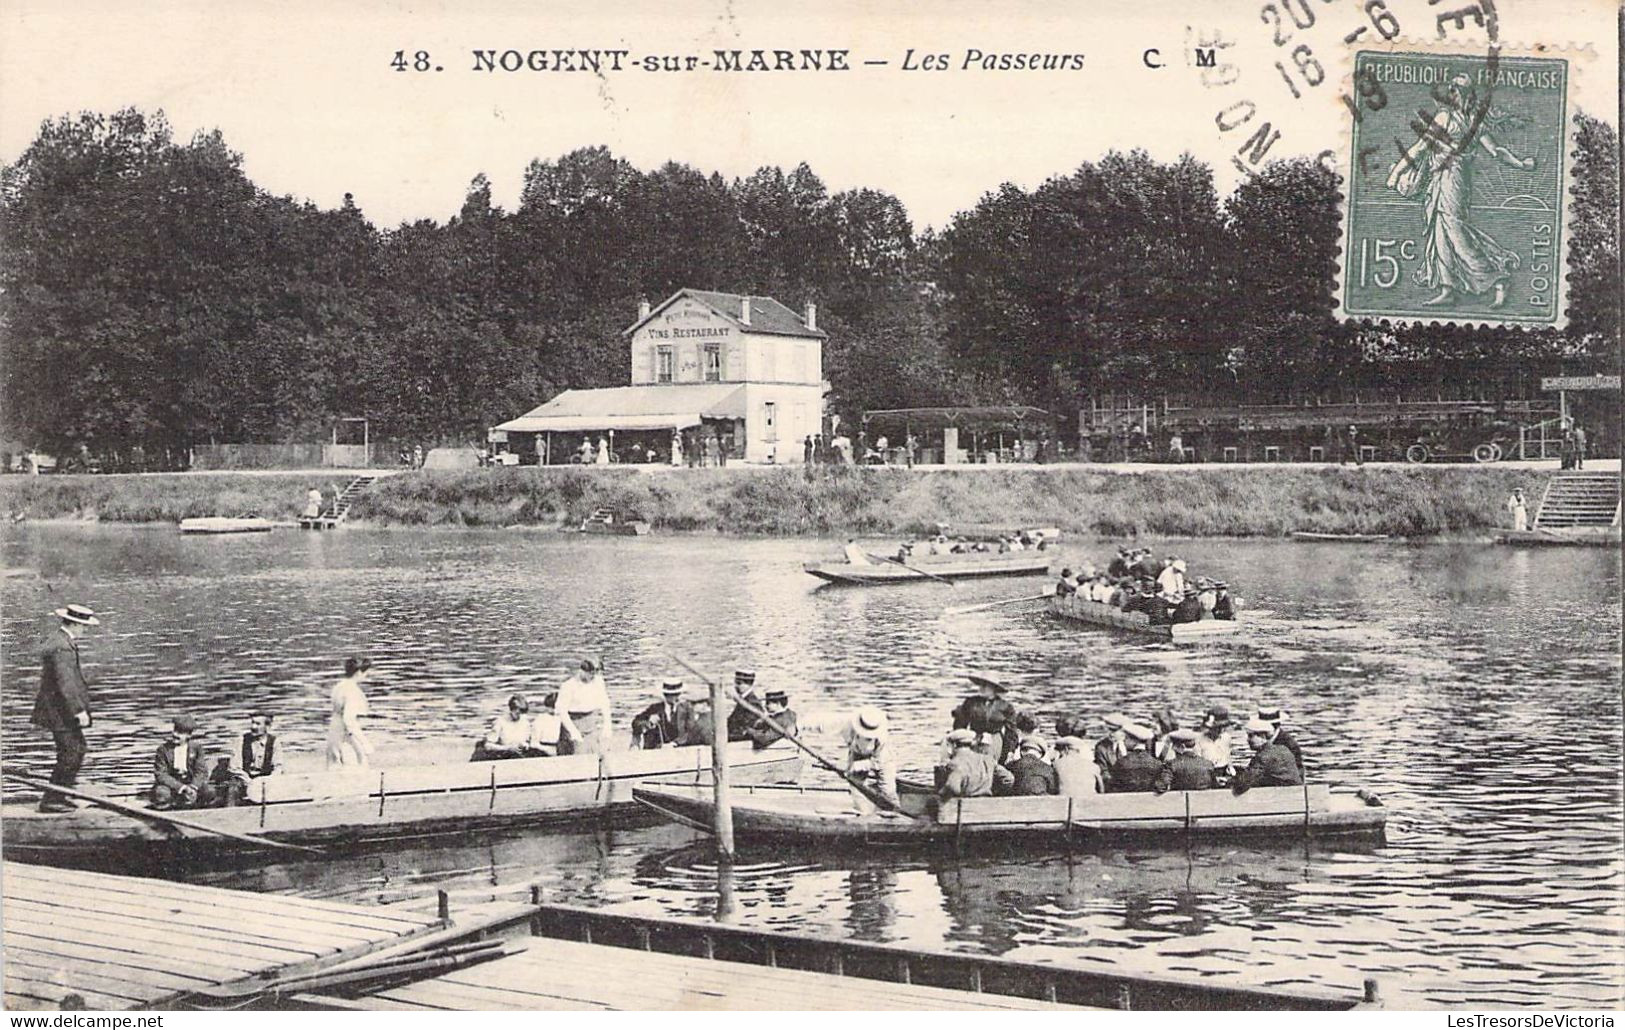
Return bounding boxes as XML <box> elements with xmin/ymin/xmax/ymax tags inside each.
<box><xmin>299</xmin><ymin>474</ymin><xmax>379</xmax><ymax>530</ymax></box>
<box><xmin>1534</xmin><ymin>472</ymin><xmax>1621</xmax><ymax>528</ymax></box>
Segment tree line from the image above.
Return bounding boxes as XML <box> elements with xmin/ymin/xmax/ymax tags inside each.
<box><xmin>1</xmin><ymin>107</ymin><xmax>1616</xmax><ymax>458</ymax></box>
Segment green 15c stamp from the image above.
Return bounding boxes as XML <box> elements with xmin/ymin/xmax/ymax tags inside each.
<box><xmin>1337</xmin><ymin>47</ymin><xmax>1573</xmax><ymax>328</ymax></box>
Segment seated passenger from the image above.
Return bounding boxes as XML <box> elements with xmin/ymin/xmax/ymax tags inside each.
<box><xmin>1196</xmin><ymin>705</ymin><xmax>1236</xmax><ymax>778</ymax></box>
<box><xmin>938</xmin><ymin>729</ymin><xmax>1011</xmax><ymax>799</ymax></box>
<box><xmin>1053</xmin><ymin>736</ymin><xmax>1103</xmax><ymax>796</ymax></box>
<box><xmin>1157</xmin><ymin>730</ymin><xmax>1216</xmax><ymax>792</ymax></box>
<box><xmin>631</xmin><ymin>679</ymin><xmax>696</xmax><ymax>749</ymax></box>
<box><xmin>1173</xmin><ymin>590</ymin><xmax>1204</xmax><ymax>624</ymax></box>
<box><xmin>1005</xmin><ymin>739</ymin><xmax>1058</xmax><ymax>796</ymax></box>
<box><xmin>1055</xmin><ymin>569</ymin><xmax>1077</xmax><ymax>596</ymax></box>
<box><xmin>1212</xmin><ymin>582</ymin><xmax>1236</xmax><ymax>620</ymax></box>
<box><xmin>219</xmin><ymin>711</ymin><xmax>280</xmax><ymax>806</ymax></box>
<box><xmin>1108</xmin><ymin>723</ymin><xmax>1165</xmax><ymax>793</ymax></box>
<box><xmin>1195</xmin><ymin>578</ymin><xmax>1219</xmax><ymax>618</ymax></box>
<box><xmin>1107</xmin><ymin>548</ymin><xmax>1131</xmax><ymax>578</ymax></box>
<box><xmin>843</xmin><ymin>539</ymin><xmax>871</xmax><ymax>565</ymax></box>
<box><xmin>746</xmin><ymin>690</ymin><xmax>798</xmax><ymax>749</ymax></box>
<box><xmin>1009</xmin><ymin>709</ymin><xmax>1043</xmax><ymax>761</ymax></box>
<box><xmin>1007</xmin><ymin>536</ymin><xmax>1025</xmax><ymax>552</ymax></box>
<box><xmin>1094</xmin><ymin>712</ymin><xmax>1128</xmax><ymax>790</ymax></box>
<box><xmin>474</xmin><ymin>694</ymin><xmax>533</xmax><ymax>761</ymax></box>
<box><xmin>528</xmin><ymin>693</ymin><xmax>564</xmax><ymax>756</ymax></box>
<box><xmin>1256</xmin><ymin>706</ymin><xmax>1304</xmax><ymax>777</ymax></box>
<box><xmin>1231</xmin><ymin>718</ymin><xmax>1303</xmax><ymax>793</ymax></box>
<box><xmin>1093</xmin><ymin>577</ymin><xmax>1115</xmax><ymax>603</ymax></box>
<box><xmin>152</xmin><ymin>716</ymin><xmax>217</xmax><ymax>810</ymax></box>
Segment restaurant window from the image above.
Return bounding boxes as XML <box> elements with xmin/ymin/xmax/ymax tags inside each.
<box><xmin>655</xmin><ymin>346</ymin><xmax>674</xmax><ymax>384</ymax></box>
<box><xmin>703</xmin><ymin>344</ymin><xmax>722</xmax><ymax>382</ymax></box>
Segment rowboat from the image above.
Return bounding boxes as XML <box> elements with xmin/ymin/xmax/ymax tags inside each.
<box><xmin>1290</xmin><ymin>532</ymin><xmax>1390</xmax><ymax>543</ymax></box>
<box><xmin>576</xmin><ymin>507</ymin><xmax>650</xmax><ymax>536</ymax></box>
<box><xmin>951</xmin><ymin>524</ymin><xmax>1063</xmax><ymax>543</ymax></box>
<box><xmin>2</xmin><ymin>742</ymin><xmax>802</xmax><ymax>864</ymax></box>
<box><xmin>178</xmin><ymin>516</ymin><xmax>276</xmax><ymax>535</ymax></box>
<box><xmin>634</xmin><ymin>781</ymin><xmax>1386</xmax><ymax>846</ymax></box>
<box><xmin>804</xmin><ymin>550</ymin><xmax>1052</xmax><ymax>585</ymax></box>
<box><xmin>1046</xmin><ymin>594</ymin><xmax>1240</xmax><ymax>640</ymax></box>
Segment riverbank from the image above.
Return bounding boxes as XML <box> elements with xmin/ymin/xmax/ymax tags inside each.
<box><xmin>0</xmin><ymin>464</ymin><xmax>1568</xmax><ymax>537</ymax></box>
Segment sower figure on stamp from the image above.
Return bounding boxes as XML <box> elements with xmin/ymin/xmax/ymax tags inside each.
<box><xmin>1386</xmin><ymin>71</ymin><xmax>1537</xmax><ymax>310</ymax></box>
<box><xmin>32</xmin><ymin>604</ymin><xmax>100</xmax><ymax>812</ymax></box>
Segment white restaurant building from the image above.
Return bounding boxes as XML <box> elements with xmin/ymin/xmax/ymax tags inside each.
<box><xmin>492</xmin><ymin>289</ymin><xmax>828</xmax><ymax>464</ymax></box>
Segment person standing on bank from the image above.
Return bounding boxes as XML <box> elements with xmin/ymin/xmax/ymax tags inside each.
<box><xmin>1506</xmin><ymin>488</ymin><xmax>1529</xmax><ymax>531</ymax></box>
<box><xmin>32</xmin><ymin>604</ymin><xmax>100</xmax><ymax>812</ymax></box>
<box><xmin>557</xmin><ymin>658</ymin><xmax>613</xmax><ymax>755</ymax></box>
<box><xmin>326</xmin><ymin>657</ymin><xmax>374</xmax><ymax>768</ymax></box>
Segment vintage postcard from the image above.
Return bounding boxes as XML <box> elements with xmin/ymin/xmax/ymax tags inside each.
<box><xmin>0</xmin><ymin>0</ymin><xmax>1619</xmax><ymax>1018</ymax></box>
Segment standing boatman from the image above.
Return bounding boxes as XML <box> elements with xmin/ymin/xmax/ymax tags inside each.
<box><xmin>32</xmin><ymin>604</ymin><xmax>100</xmax><ymax>812</ymax></box>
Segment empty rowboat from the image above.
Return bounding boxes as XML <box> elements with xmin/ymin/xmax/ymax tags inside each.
<box><xmin>1046</xmin><ymin>594</ymin><xmax>1240</xmax><ymax>640</ymax></box>
<box><xmin>804</xmin><ymin>551</ymin><xmax>1052</xmax><ymax>585</ymax></box>
<box><xmin>1290</xmin><ymin>532</ymin><xmax>1390</xmax><ymax>543</ymax></box>
<box><xmin>633</xmin><ymin>781</ymin><xmax>1386</xmax><ymax>847</ymax></box>
<box><xmin>178</xmin><ymin>517</ymin><xmax>276</xmax><ymax>535</ymax></box>
<box><xmin>3</xmin><ymin>741</ymin><xmax>802</xmax><ymax>864</ymax></box>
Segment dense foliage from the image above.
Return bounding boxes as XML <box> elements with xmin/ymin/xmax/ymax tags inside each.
<box><xmin>1</xmin><ymin>108</ymin><xmax>1616</xmax><ymax>455</ymax></box>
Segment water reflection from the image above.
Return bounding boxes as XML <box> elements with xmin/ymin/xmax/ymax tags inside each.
<box><xmin>2</xmin><ymin>525</ymin><xmax>1620</xmax><ymax>1006</ymax></box>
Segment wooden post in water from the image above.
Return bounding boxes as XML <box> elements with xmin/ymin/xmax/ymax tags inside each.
<box><xmin>710</xmin><ymin>677</ymin><xmax>735</xmax><ymax>861</ymax></box>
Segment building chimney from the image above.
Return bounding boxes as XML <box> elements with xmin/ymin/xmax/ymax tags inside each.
<box><xmin>804</xmin><ymin>301</ymin><xmax>817</xmax><ymax>331</ymax></box>
<box><xmin>637</xmin><ymin>297</ymin><xmax>651</xmax><ymax>321</ymax></box>
<box><xmin>739</xmin><ymin>296</ymin><xmax>752</xmax><ymax>326</ymax></box>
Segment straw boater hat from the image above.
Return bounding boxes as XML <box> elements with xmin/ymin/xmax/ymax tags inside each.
<box><xmin>1103</xmin><ymin>712</ymin><xmax>1128</xmax><ymax>731</ymax></box>
<box><xmin>1256</xmin><ymin>707</ymin><xmax>1288</xmax><ymax>725</ymax></box>
<box><xmin>1054</xmin><ymin>736</ymin><xmax>1087</xmax><ymax>751</ymax></box>
<box><xmin>764</xmin><ymin>689</ymin><xmax>789</xmax><ymax>705</ymax></box>
<box><xmin>1169</xmin><ymin>729</ymin><xmax>1199</xmax><ymax>748</ymax></box>
<box><xmin>852</xmin><ymin>706</ymin><xmax>888</xmax><ymax>738</ymax></box>
<box><xmin>1244</xmin><ymin>717</ymin><xmax>1275</xmax><ymax>735</ymax></box>
<box><xmin>734</xmin><ymin>669</ymin><xmax>757</xmax><ymax>687</ymax></box>
<box><xmin>660</xmin><ymin>679</ymin><xmax>684</xmax><ymax>696</ymax></box>
<box><xmin>946</xmin><ymin>728</ymin><xmax>976</xmax><ymax>747</ymax></box>
<box><xmin>967</xmin><ymin>673</ymin><xmax>1007</xmax><ymax>694</ymax></box>
<box><xmin>1018</xmin><ymin>739</ymin><xmax>1046</xmax><ymax>756</ymax></box>
<box><xmin>54</xmin><ymin>604</ymin><xmax>99</xmax><ymax>625</ymax></box>
<box><xmin>1122</xmin><ymin>722</ymin><xmax>1154</xmax><ymax>743</ymax></box>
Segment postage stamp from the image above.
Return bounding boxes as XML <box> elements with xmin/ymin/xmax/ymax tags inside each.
<box><xmin>1336</xmin><ymin>46</ymin><xmax>1574</xmax><ymax>328</ymax></box>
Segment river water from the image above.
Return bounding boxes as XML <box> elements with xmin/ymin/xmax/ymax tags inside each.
<box><xmin>2</xmin><ymin>525</ymin><xmax>1620</xmax><ymax>1007</ymax></box>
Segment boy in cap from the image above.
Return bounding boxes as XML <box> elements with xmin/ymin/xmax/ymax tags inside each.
<box><xmin>152</xmin><ymin>716</ymin><xmax>216</xmax><ymax>810</ymax></box>
<box><xmin>937</xmin><ymin>729</ymin><xmax>1010</xmax><ymax>800</ymax></box>
<box><xmin>1094</xmin><ymin>713</ymin><xmax>1128</xmax><ymax>790</ymax></box>
<box><xmin>745</xmin><ymin>689</ymin><xmax>797</xmax><ymax>750</ymax></box>
<box><xmin>1107</xmin><ymin>722</ymin><xmax>1165</xmax><ymax>793</ymax></box>
<box><xmin>1005</xmin><ymin>738</ymin><xmax>1058</xmax><ymax>796</ymax></box>
<box><xmin>1231</xmin><ymin>717</ymin><xmax>1304</xmax><ymax>794</ymax></box>
<box><xmin>33</xmin><ymin>604</ymin><xmax>100</xmax><ymax>811</ymax></box>
<box><xmin>725</xmin><ymin>669</ymin><xmax>762</xmax><ymax>743</ymax></box>
<box><xmin>1157</xmin><ymin>729</ymin><xmax>1216</xmax><ymax>792</ymax></box>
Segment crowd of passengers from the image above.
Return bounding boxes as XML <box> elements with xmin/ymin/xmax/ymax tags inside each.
<box><xmin>1054</xmin><ymin>547</ymin><xmax>1235</xmax><ymax>625</ymax></box>
<box><xmin>936</xmin><ymin>675</ymin><xmax>1301</xmax><ymax>801</ymax></box>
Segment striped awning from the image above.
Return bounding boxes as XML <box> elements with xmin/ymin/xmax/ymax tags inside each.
<box><xmin>493</xmin><ymin>384</ymin><xmax>747</xmax><ymax>434</ymax></box>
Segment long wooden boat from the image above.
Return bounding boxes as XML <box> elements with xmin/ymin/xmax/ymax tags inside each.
<box><xmin>1046</xmin><ymin>594</ymin><xmax>1240</xmax><ymax>640</ymax></box>
<box><xmin>179</xmin><ymin>516</ymin><xmax>276</xmax><ymax>535</ymax></box>
<box><xmin>634</xmin><ymin>781</ymin><xmax>1385</xmax><ymax>846</ymax></box>
<box><xmin>804</xmin><ymin>550</ymin><xmax>1052</xmax><ymax>585</ymax></box>
<box><xmin>2</xmin><ymin>742</ymin><xmax>802</xmax><ymax>864</ymax></box>
<box><xmin>1290</xmin><ymin>531</ymin><xmax>1390</xmax><ymax>543</ymax></box>
<box><xmin>951</xmin><ymin>524</ymin><xmax>1063</xmax><ymax>543</ymax></box>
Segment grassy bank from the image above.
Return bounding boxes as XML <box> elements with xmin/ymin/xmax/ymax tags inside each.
<box><xmin>0</xmin><ymin>465</ymin><xmax>1553</xmax><ymax>538</ymax></box>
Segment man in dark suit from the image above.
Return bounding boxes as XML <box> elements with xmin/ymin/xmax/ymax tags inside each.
<box><xmin>631</xmin><ymin>680</ymin><xmax>697</xmax><ymax>749</ymax></box>
<box><xmin>152</xmin><ymin>716</ymin><xmax>216</xmax><ymax>810</ymax></box>
<box><xmin>1231</xmin><ymin>718</ymin><xmax>1304</xmax><ymax>794</ymax></box>
<box><xmin>31</xmin><ymin>605</ymin><xmax>99</xmax><ymax>812</ymax></box>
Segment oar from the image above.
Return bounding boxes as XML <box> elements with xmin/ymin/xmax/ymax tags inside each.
<box><xmin>5</xmin><ymin>771</ymin><xmax>323</xmax><ymax>854</ymax></box>
<box><xmin>869</xmin><ymin>553</ymin><xmax>956</xmax><ymax>586</ymax></box>
<box><xmin>945</xmin><ymin>586</ymin><xmax>1057</xmax><ymax>616</ymax></box>
<box><xmin>666</xmin><ymin>654</ymin><xmax>921</xmax><ymax>819</ymax></box>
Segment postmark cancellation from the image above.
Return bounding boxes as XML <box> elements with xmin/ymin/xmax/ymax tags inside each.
<box><xmin>1335</xmin><ymin>42</ymin><xmax>1584</xmax><ymax>329</ymax></box>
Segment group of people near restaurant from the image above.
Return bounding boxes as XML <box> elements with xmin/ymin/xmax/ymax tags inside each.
<box><xmin>1055</xmin><ymin>547</ymin><xmax>1235</xmax><ymax>625</ymax></box>
<box><xmin>936</xmin><ymin>675</ymin><xmax>1304</xmax><ymax>801</ymax></box>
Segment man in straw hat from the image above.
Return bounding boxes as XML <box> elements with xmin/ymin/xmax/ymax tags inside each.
<box><xmin>631</xmin><ymin>679</ymin><xmax>696</xmax><ymax>750</ymax></box>
<box><xmin>841</xmin><ymin>705</ymin><xmax>899</xmax><ymax>811</ymax></box>
<box><xmin>1256</xmin><ymin>706</ymin><xmax>1304</xmax><ymax>777</ymax></box>
<box><xmin>32</xmin><ymin>604</ymin><xmax>100</xmax><ymax>812</ymax></box>
<box><xmin>1094</xmin><ymin>713</ymin><xmax>1129</xmax><ymax>791</ymax></box>
<box><xmin>725</xmin><ymin>669</ymin><xmax>763</xmax><ymax>743</ymax></box>
<box><xmin>937</xmin><ymin>728</ymin><xmax>1010</xmax><ymax>800</ymax></box>
<box><xmin>745</xmin><ymin>689</ymin><xmax>798</xmax><ymax>750</ymax></box>
<box><xmin>1232</xmin><ymin>717</ymin><xmax>1304</xmax><ymax>794</ymax></box>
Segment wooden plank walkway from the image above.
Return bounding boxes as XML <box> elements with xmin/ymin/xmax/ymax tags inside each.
<box><xmin>316</xmin><ymin>937</ymin><xmax>1081</xmax><ymax>1011</ymax></box>
<box><xmin>1</xmin><ymin>861</ymin><xmax>443</xmax><ymax>1011</ymax></box>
